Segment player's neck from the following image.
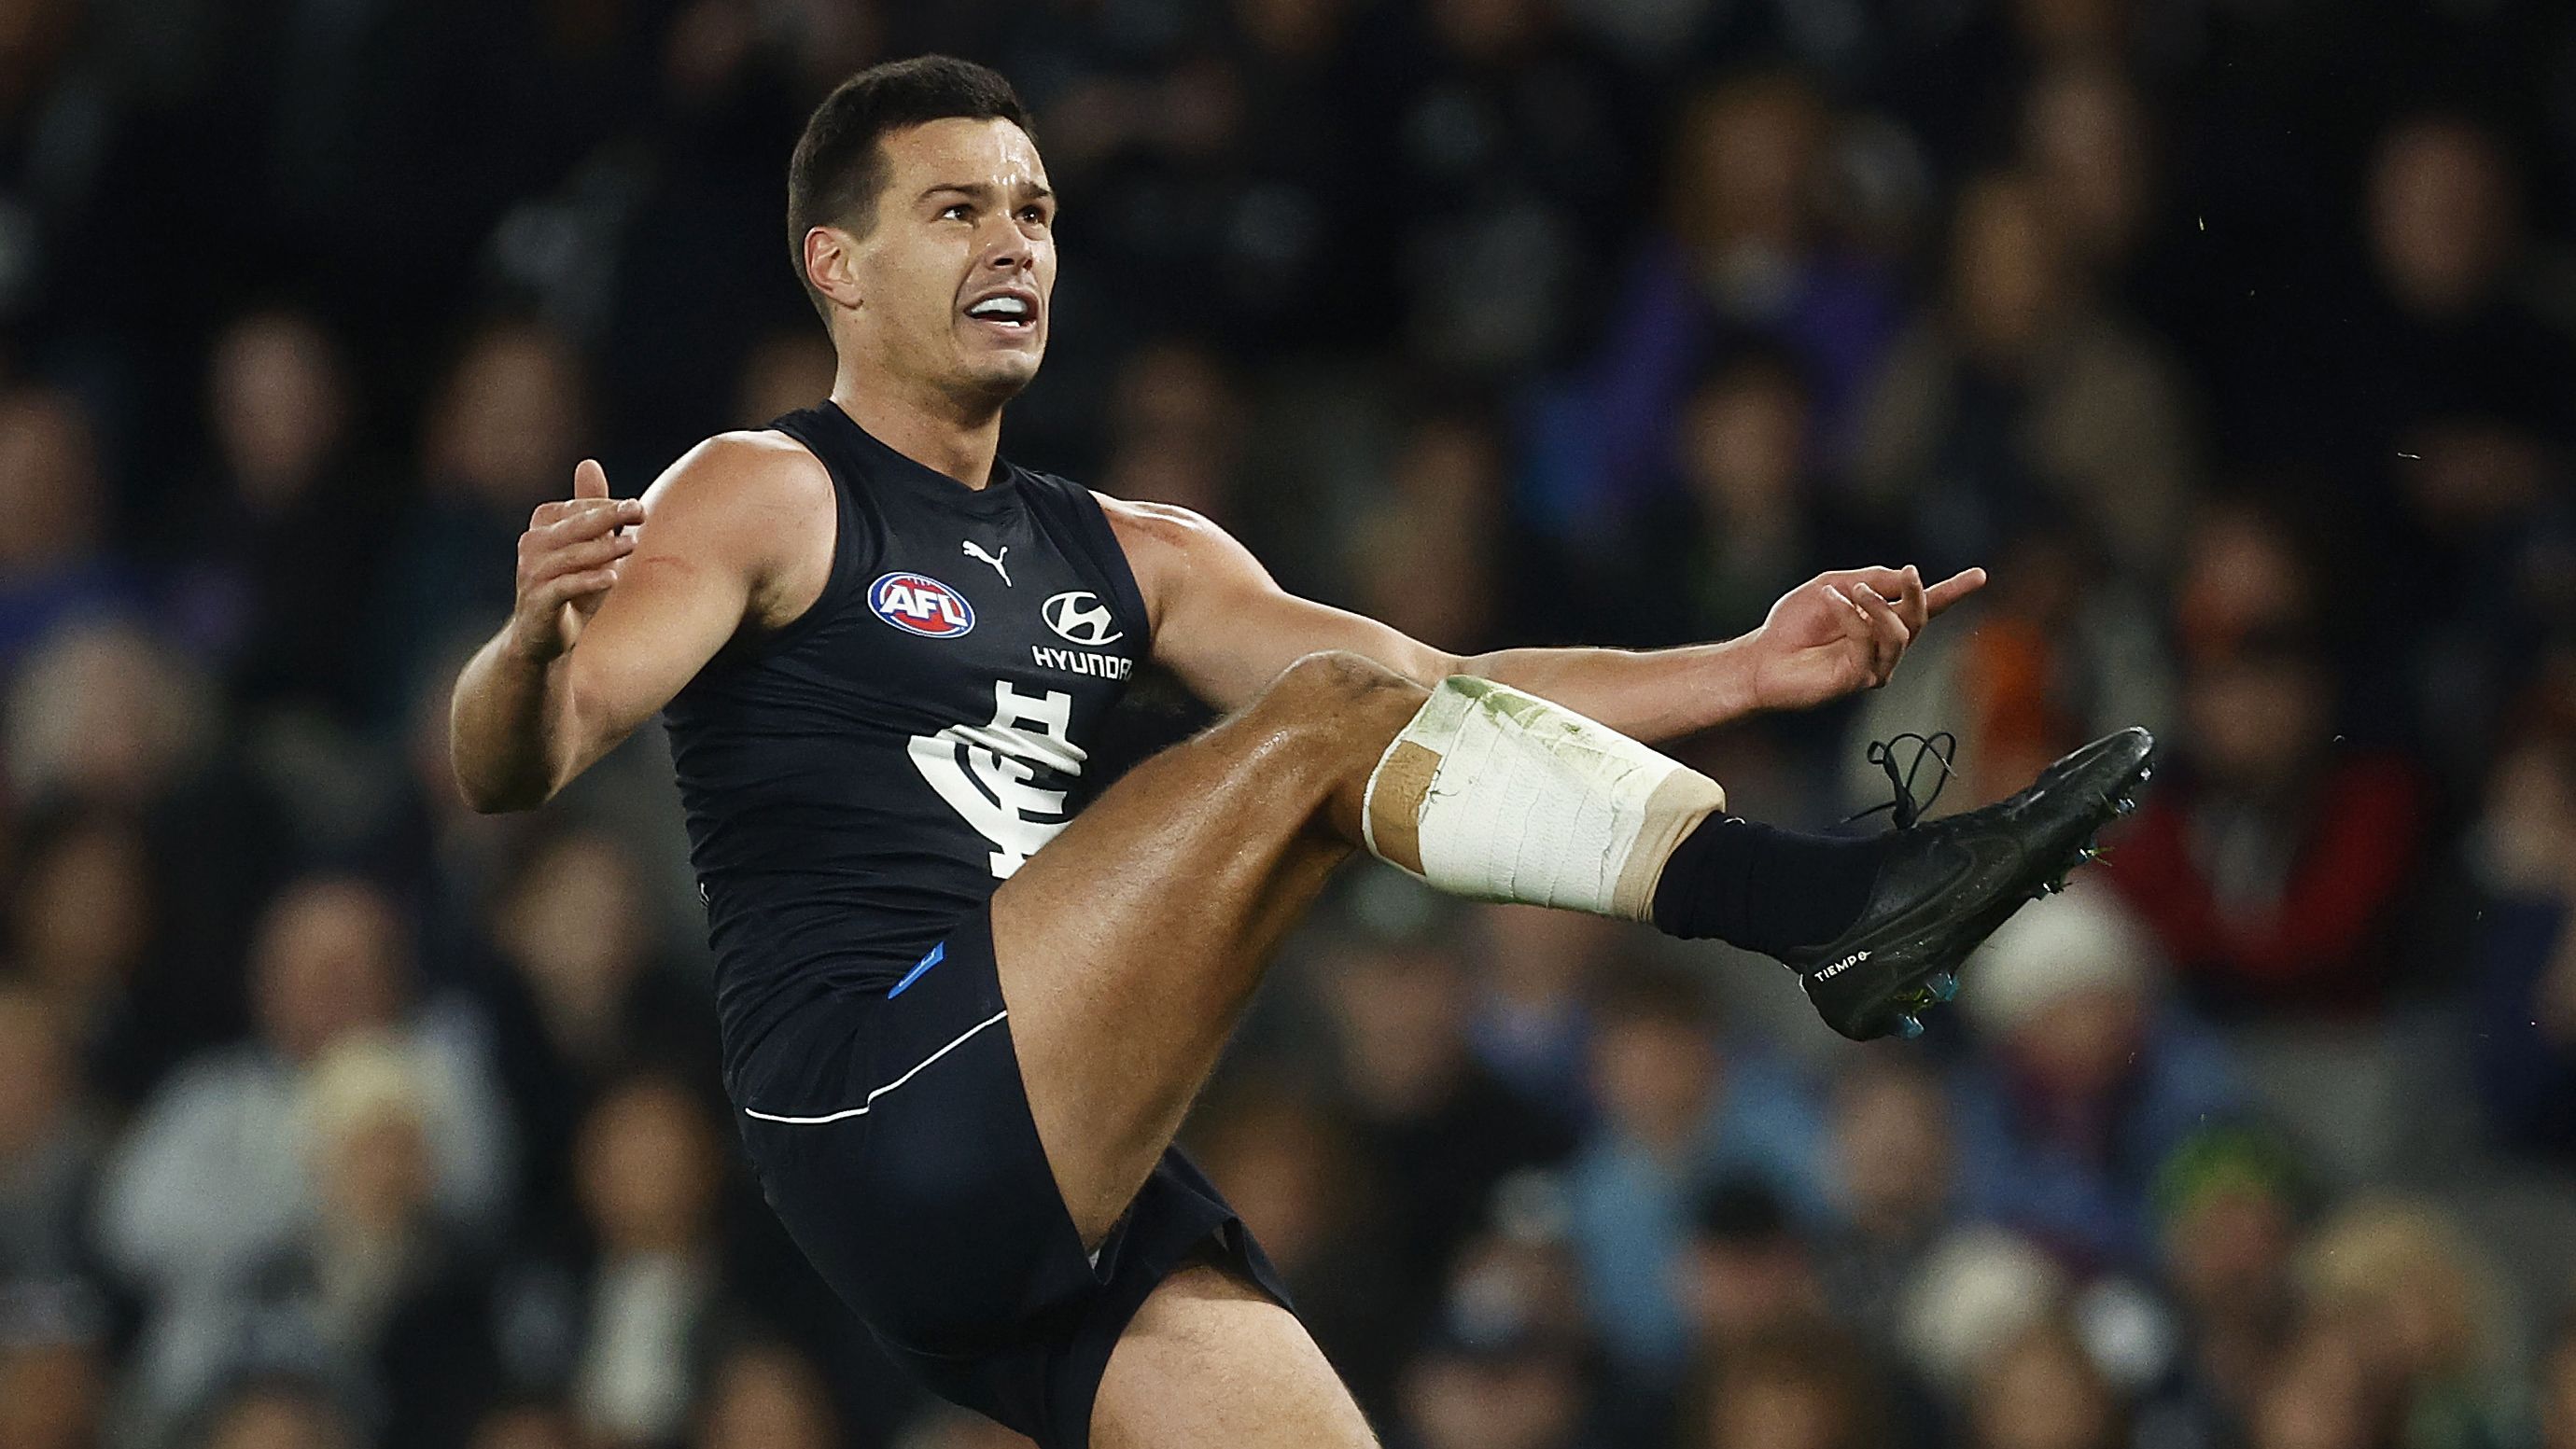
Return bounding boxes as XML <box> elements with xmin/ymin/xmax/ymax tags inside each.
<box><xmin>829</xmin><ymin>377</ymin><xmax>1005</xmax><ymax>490</ymax></box>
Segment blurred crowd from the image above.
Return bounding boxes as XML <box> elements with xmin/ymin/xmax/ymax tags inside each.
<box><xmin>4</xmin><ymin>1</ymin><xmax>2576</xmax><ymax>1447</ymax></box>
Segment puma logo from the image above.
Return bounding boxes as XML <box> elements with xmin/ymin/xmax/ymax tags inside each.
<box><xmin>962</xmin><ymin>540</ymin><xmax>1011</xmax><ymax>586</ymax></box>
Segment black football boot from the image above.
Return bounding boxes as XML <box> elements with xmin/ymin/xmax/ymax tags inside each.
<box><xmin>1785</xmin><ymin>727</ymin><xmax>2157</xmax><ymax>1041</ymax></box>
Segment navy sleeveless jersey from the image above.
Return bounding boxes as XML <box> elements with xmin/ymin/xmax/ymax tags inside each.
<box><xmin>662</xmin><ymin>403</ymin><xmax>1149</xmax><ymax>1075</ymax></box>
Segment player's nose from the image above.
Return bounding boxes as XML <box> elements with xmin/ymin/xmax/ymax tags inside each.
<box><xmin>980</xmin><ymin>221</ymin><xmax>1035</xmax><ymax>273</ymax></box>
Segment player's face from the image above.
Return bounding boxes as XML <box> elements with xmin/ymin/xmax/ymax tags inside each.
<box><xmin>846</xmin><ymin>118</ymin><xmax>1057</xmax><ymax>407</ymax></box>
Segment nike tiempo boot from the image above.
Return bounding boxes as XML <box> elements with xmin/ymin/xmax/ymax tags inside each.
<box><xmin>1785</xmin><ymin>726</ymin><xmax>2157</xmax><ymax>1041</ymax></box>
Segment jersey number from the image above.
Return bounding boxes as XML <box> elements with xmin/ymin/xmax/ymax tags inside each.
<box><xmin>907</xmin><ymin>682</ymin><xmax>1087</xmax><ymax>878</ymax></box>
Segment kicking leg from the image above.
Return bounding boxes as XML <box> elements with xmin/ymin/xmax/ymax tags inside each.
<box><xmin>997</xmin><ymin>657</ymin><xmax>2152</xmax><ymax>1246</ymax></box>
<box><xmin>991</xmin><ymin>650</ymin><xmax>1426</xmax><ymax>1241</ymax></box>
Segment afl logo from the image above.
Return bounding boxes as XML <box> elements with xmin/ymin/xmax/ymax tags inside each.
<box><xmin>1043</xmin><ymin>591</ymin><xmax>1123</xmax><ymax>647</ymax></box>
<box><xmin>870</xmin><ymin>572</ymin><xmax>976</xmax><ymax>637</ymax></box>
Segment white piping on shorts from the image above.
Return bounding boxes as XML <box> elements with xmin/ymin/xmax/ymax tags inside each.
<box><xmin>740</xmin><ymin>1009</ymin><xmax>1009</xmax><ymax>1125</ymax></box>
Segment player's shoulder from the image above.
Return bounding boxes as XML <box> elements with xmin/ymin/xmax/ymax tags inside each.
<box><xmin>1089</xmin><ymin>492</ymin><xmax>1269</xmax><ymax>612</ymax></box>
<box><xmin>645</xmin><ymin>429</ymin><xmax>833</xmax><ymax>521</ymax></box>
<box><xmin>665</xmin><ymin>428</ymin><xmax>832</xmax><ymax>489</ymax></box>
<box><xmin>631</xmin><ymin>430</ymin><xmax>835</xmax><ymax>578</ymax></box>
<box><xmin>1091</xmin><ymin>493</ymin><xmax>1229</xmax><ymax>554</ymax></box>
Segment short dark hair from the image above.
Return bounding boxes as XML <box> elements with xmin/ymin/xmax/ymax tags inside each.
<box><xmin>786</xmin><ymin>56</ymin><xmax>1034</xmax><ymax>306</ymax></box>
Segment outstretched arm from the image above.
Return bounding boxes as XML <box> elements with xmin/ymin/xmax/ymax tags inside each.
<box><xmin>1105</xmin><ymin>498</ymin><xmax>1983</xmax><ymax>743</ymax></box>
<box><xmin>450</xmin><ymin>436</ymin><xmax>828</xmax><ymax>811</ymax></box>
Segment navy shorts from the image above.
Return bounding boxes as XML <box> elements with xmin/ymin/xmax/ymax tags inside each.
<box><xmin>727</xmin><ymin>901</ymin><xmax>1289</xmax><ymax>1447</ymax></box>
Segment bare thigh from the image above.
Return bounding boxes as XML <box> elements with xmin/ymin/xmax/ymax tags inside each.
<box><xmin>1090</xmin><ymin>1264</ymin><xmax>1379</xmax><ymax>1449</ymax></box>
<box><xmin>989</xmin><ymin>651</ymin><xmax>1423</xmax><ymax>1242</ymax></box>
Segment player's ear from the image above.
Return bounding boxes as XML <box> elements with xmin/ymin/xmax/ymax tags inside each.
<box><xmin>804</xmin><ymin>226</ymin><xmax>863</xmax><ymax>312</ymax></box>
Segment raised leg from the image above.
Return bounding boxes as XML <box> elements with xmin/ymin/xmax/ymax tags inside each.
<box><xmin>989</xmin><ymin>650</ymin><xmax>1424</xmax><ymax>1244</ymax></box>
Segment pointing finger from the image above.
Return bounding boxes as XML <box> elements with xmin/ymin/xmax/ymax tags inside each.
<box><xmin>1923</xmin><ymin>567</ymin><xmax>1989</xmax><ymax>618</ymax></box>
<box><xmin>573</xmin><ymin>458</ymin><xmax>610</xmax><ymax>501</ymax></box>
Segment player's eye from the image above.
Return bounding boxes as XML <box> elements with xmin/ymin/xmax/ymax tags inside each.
<box><xmin>1018</xmin><ymin>206</ymin><xmax>1049</xmax><ymax>226</ymax></box>
<box><xmin>940</xmin><ymin>202</ymin><xmax>972</xmax><ymax>221</ymax></box>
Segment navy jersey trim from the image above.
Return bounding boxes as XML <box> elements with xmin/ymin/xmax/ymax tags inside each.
<box><xmin>734</xmin><ymin>408</ymin><xmax>871</xmax><ymax>662</ymax></box>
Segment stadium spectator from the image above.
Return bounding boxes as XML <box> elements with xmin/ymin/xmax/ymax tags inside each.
<box><xmin>4</xmin><ymin>619</ymin><xmax>213</xmax><ymax>813</ymax></box>
<box><xmin>464</xmin><ymin>1400</ymin><xmax>583</xmax><ymax>1449</ymax></box>
<box><xmin>1678</xmin><ymin>1177</ymin><xmax>1827</xmax><ymax>1357</ymax></box>
<box><xmin>2108</xmin><ymin>619</ymin><xmax>2429</xmax><ymax>1019</ymax></box>
<box><xmin>0</xmin><ymin>388</ymin><xmax>135</xmax><ymax>673</ymax></box>
<box><xmin>1849</xmin><ymin>168</ymin><xmax>2196</xmax><ymax>584</ymax></box>
<box><xmin>2249</xmin><ymin>1315</ymin><xmax>2401</xmax><ymax>1449</ymax></box>
<box><xmin>1952</xmin><ymin>881</ymin><xmax>2245</xmax><ymax>1270</ymax></box>
<box><xmin>2539</xmin><ymin>1317</ymin><xmax>2576</xmax><ymax>1449</ymax></box>
<box><xmin>2292</xmin><ymin>1200</ymin><xmax>2512</xmax><ymax>1449</ymax></box>
<box><xmin>1370</xmin><ymin>0</ymin><xmax>1636</xmax><ymax>378</ymax></box>
<box><xmin>564</xmin><ymin>1075</ymin><xmax>742</xmax><ymax>1448</ymax></box>
<box><xmin>693</xmin><ymin>1339</ymin><xmax>841</xmax><ymax>1449</ymax></box>
<box><xmin>1896</xmin><ymin>1228</ymin><xmax>2070</xmax><ymax>1405</ymax></box>
<box><xmin>5</xmin><ymin>805</ymin><xmax>174</xmax><ymax>1106</ymax></box>
<box><xmin>2387</xmin><ymin>420</ymin><xmax>2576</xmax><ymax>781</ymax></box>
<box><xmin>163</xmin><ymin>308</ymin><xmax>392</xmax><ymax>728</ymax></box>
<box><xmin>0</xmin><ymin>982</ymin><xmax>99</xmax><ymax>1288</ymax></box>
<box><xmin>1564</xmin><ymin>959</ymin><xmax>1824</xmax><ymax>1379</ymax></box>
<box><xmin>1681</xmin><ymin>1317</ymin><xmax>1888</xmax><ymax>1449</ymax></box>
<box><xmin>1526</xmin><ymin>71</ymin><xmax>1897</xmax><ymax>544</ymax></box>
<box><xmin>1095</xmin><ymin>339</ymin><xmax>1247</xmax><ymax>525</ymax></box>
<box><xmin>1968</xmin><ymin>1318</ymin><xmax>2125</xmax><ymax>1449</ymax></box>
<box><xmin>474</xmin><ymin>828</ymin><xmax>718</xmax><ymax>1242</ymax></box>
<box><xmin>225</xmin><ymin>1037</ymin><xmax>508</xmax><ymax>1449</ymax></box>
<box><xmin>1319</xmin><ymin>930</ymin><xmax>1578</xmax><ymax>1328</ymax></box>
<box><xmin>372</xmin><ymin>319</ymin><xmax>591</xmax><ymax>721</ymax></box>
<box><xmin>1815</xmin><ymin>1055</ymin><xmax>1959</xmax><ymax>1352</ymax></box>
<box><xmin>2471</xmin><ymin>710</ymin><xmax>2576</xmax><ymax>1158</ymax></box>
<box><xmin>1393</xmin><ymin>1314</ymin><xmax>1595</xmax><ymax>1449</ymax></box>
<box><xmin>2016</xmin><ymin>63</ymin><xmax>2156</xmax><ymax>297</ymax></box>
<box><xmin>1666</xmin><ymin>352</ymin><xmax>1851</xmax><ymax>637</ymax></box>
<box><xmin>1461</xmin><ymin>903</ymin><xmax>1617</xmax><ymax>1117</ymax></box>
<box><xmin>4</xmin><ymin>620</ymin><xmax>292</xmax><ymax>1067</ymax></box>
<box><xmin>0</xmin><ymin>1307</ymin><xmax>105</xmax><ymax>1449</ymax></box>
<box><xmin>98</xmin><ymin>877</ymin><xmax>511</xmax><ymax>1445</ymax></box>
<box><xmin>2359</xmin><ymin>115</ymin><xmax>2576</xmax><ymax>445</ymax></box>
<box><xmin>2149</xmin><ymin>1127</ymin><xmax>2307</xmax><ymax>1449</ymax></box>
<box><xmin>189</xmin><ymin>1374</ymin><xmax>368</xmax><ymax>1449</ymax></box>
<box><xmin>1351</xmin><ymin>412</ymin><xmax>1506</xmax><ymax>656</ymax></box>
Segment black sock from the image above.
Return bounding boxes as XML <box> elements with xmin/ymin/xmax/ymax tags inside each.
<box><xmin>1650</xmin><ymin>815</ymin><xmax>1892</xmax><ymax>956</ymax></box>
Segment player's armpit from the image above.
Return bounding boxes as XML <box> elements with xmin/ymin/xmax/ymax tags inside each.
<box><xmin>1099</xmin><ymin>495</ymin><xmax>1461</xmax><ymax>713</ymax></box>
<box><xmin>550</xmin><ymin>433</ymin><xmax>835</xmax><ymax>783</ymax></box>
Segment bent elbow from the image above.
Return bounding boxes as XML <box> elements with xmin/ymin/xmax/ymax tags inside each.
<box><xmin>450</xmin><ymin>740</ymin><xmax>560</xmax><ymax>815</ymax></box>
<box><xmin>454</xmin><ymin>772</ymin><xmax>544</xmax><ymax>815</ymax></box>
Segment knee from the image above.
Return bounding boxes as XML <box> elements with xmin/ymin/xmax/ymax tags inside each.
<box><xmin>1226</xmin><ymin>651</ymin><xmax>1425</xmax><ymax>783</ymax></box>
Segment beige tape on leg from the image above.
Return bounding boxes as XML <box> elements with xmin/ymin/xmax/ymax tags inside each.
<box><xmin>1360</xmin><ymin>676</ymin><xmax>1727</xmax><ymax>921</ymax></box>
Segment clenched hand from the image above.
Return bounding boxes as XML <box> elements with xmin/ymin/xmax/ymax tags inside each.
<box><xmin>508</xmin><ymin>459</ymin><xmax>644</xmax><ymax>663</ymax></box>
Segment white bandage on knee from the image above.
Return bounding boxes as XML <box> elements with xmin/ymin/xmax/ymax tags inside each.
<box><xmin>1361</xmin><ymin>676</ymin><xmax>1728</xmax><ymax>921</ymax></box>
